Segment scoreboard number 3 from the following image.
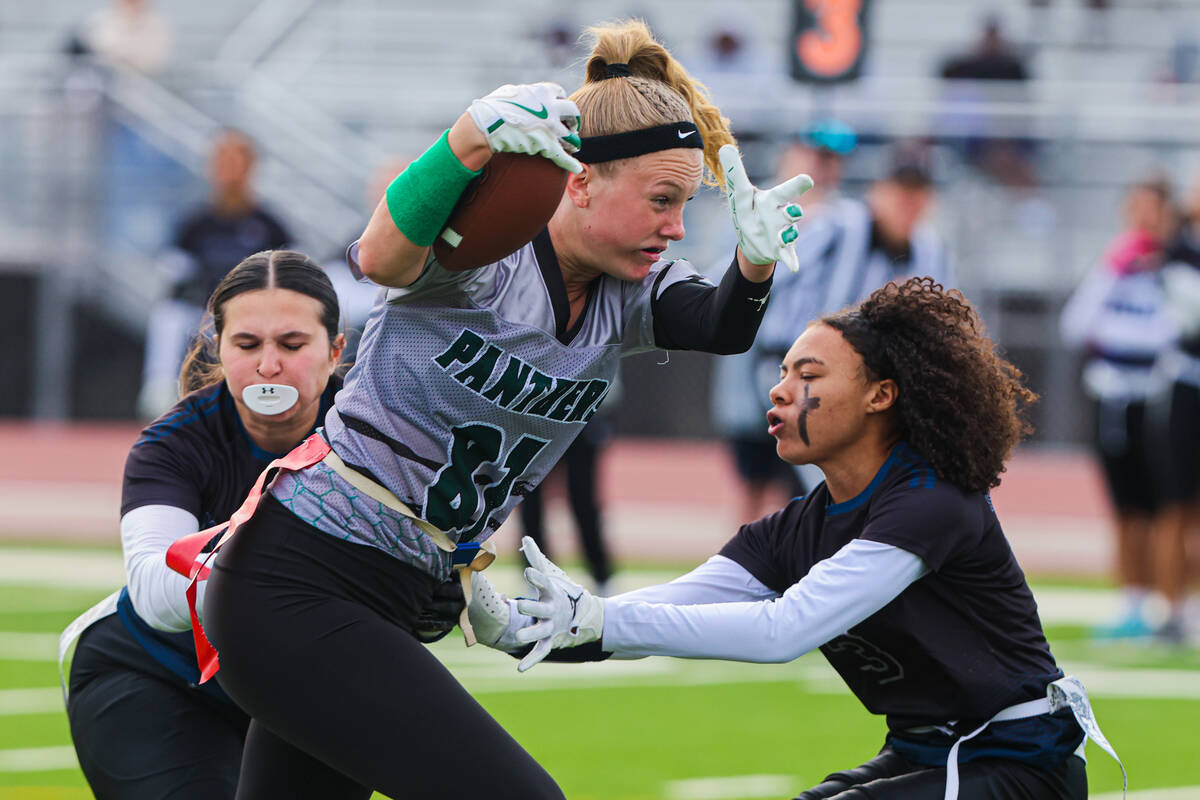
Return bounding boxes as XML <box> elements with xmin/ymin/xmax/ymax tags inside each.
<box><xmin>791</xmin><ymin>0</ymin><xmax>870</xmax><ymax>83</ymax></box>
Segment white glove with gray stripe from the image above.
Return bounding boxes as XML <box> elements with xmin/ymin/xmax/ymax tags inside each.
<box><xmin>514</xmin><ymin>536</ymin><xmax>605</xmax><ymax>672</ymax></box>
<box><xmin>466</xmin><ymin>572</ymin><xmax>530</xmax><ymax>653</ymax></box>
<box><xmin>721</xmin><ymin>144</ymin><xmax>814</xmax><ymax>273</ymax></box>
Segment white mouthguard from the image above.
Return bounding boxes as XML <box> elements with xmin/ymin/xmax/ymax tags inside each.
<box><xmin>242</xmin><ymin>383</ymin><xmax>299</xmax><ymax>415</ymax></box>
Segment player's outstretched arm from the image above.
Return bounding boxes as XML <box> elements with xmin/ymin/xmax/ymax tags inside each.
<box><xmin>721</xmin><ymin>144</ymin><xmax>814</xmax><ymax>277</ymax></box>
<box><xmin>357</xmin><ymin>83</ymin><xmax>581</xmax><ymax>288</ymax></box>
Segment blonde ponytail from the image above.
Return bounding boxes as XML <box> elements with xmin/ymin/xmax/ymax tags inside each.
<box><xmin>572</xmin><ymin>19</ymin><xmax>736</xmax><ymax>187</ymax></box>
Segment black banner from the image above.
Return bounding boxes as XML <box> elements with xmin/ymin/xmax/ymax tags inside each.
<box><xmin>790</xmin><ymin>0</ymin><xmax>871</xmax><ymax>84</ymax></box>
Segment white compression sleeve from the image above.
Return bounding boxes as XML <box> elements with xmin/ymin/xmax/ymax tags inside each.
<box><xmin>495</xmin><ymin>556</ymin><xmax>775</xmax><ymax>655</ymax></box>
<box><xmin>611</xmin><ymin>555</ymin><xmax>778</xmax><ymax>606</ymax></box>
<box><xmin>601</xmin><ymin>539</ymin><xmax>928</xmax><ymax>662</ymax></box>
<box><xmin>120</xmin><ymin>504</ymin><xmax>202</xmax><ymax>633</ymax></box>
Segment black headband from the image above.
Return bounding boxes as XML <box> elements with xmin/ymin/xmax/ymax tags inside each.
<box><xmin>602</xmin><ymin>62</ymin><xmax>632</xmax><ymax>79</ymax></box>
<box><xmin>575</xmin><ymin>122</ymin><xmax>704</xmax><ymax>164</ymax></box>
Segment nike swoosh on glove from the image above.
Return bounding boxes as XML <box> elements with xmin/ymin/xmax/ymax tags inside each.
<box><xmin>467</xmin><ymin>82</ymin><xmax>583</xmax><ymax>174</ymax></box>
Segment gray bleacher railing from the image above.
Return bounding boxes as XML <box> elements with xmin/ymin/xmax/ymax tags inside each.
<box><xmin>1</xmin><ymin>0</ymin><xmax>1199</xmax><ymax>435</ymax></box>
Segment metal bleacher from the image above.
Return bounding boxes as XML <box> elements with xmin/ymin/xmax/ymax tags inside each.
<box><xmin>1</xmin><ymin>0</ymin><xmax>1199</xmax><ymax>437</ymax></box>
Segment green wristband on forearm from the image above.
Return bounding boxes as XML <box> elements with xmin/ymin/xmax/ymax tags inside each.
<box><xmin>385</xmin><ymin>129</ymin><xmax>482</xmax><ymax>246</ymax></box>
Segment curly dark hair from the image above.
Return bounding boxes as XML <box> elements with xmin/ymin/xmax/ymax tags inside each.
<box><xmin>822</xmin><ymin>276</ymin><xmax>1037</xmax><ymax>493</ymax></box>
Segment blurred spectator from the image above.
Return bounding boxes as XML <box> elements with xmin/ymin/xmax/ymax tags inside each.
<box><xmin>1152</xmin><ymin>174</ymin><xmax>1200</xmax><ymax>644</ymax></box>
<box><xmin>762</xmin><ymin>143</ymin><xmax>953</xmax><ymax>339</ymax></box>
<box><xmin>1080</xmin><ymin>0</ymin><xmax>1112</xmax><ymax>48</ymax></box>
<box><xmin>1060</xmin><ymin>178</ymin><xmax>1178</xmax><ymax>642</ymax></box>
<box><xmin>707</xmin><ymin>27</ymin><xmax>750</xmax><ymax>70</ymax></box>
<box><xmin>519</xmin><ymin>375</ymin><xmax>620</xmax><ymax>595</ymax></box>
<box><xmin>1161</xmin><ymin>34</ymin><xmax>1199</xmax><ymax>84</ymax></box>
<box><xmin>61</xmin><ymin>0</ymin><xmax>179</xmax><ymax>262</ymax></box>
<box><xmin>938</xmin><ymin>16</ymin><xmax>1037</xmax><ymax>188</ymax></box>
<box><xmin>710</xmin><ymin>120</ymin><xmax>856</xmax><ymax>524</ymax></box>
<box><xmin>138</xmin><ymin>129</ymin><xmax>293</xmax><ymax>418</ymax></box>
<box><xmin>692</xmin><ymin>21</ymin><xmax>777</xmax><ymax>155</ymax></box>
<box><xmin>755</xmin><ymin>143</ymin><xmax>954</xmax><ymax>493</ymax></box>
<box><xmin>773</xmin><ymin>119</ymin><xmax>857</xmax><ymax>214</ymax></box>
<box><xmin>80</xmin><ymin>0</ymin><xmax>172</xmax><ymax>75</ymax></box>
<box><xmin>940</xmin><ymin>15</ymin><xmax>1028</xmax><ymax>82</ymax></box>
<box><xmin>541</xmin><ymin>18</ymin><xmax>579</xmax><ymax>70</ymax></box>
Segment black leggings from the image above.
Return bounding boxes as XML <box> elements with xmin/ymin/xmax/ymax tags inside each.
<box><xmin>205</xmin><ymin>494</ymin><xmax>564</xmax><ymax>800</ymax></box>
<box><xmin>794</xmin><ymin>745</ymin><xmax>1087</xmax><ymax>799</ymax></box>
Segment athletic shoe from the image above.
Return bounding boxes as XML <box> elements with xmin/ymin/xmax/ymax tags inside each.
<box><xmin>1090</xmin><ymin>614</ymin><xmax>1153</xmax><ymax>641</ymax></box>
<box><xmin>1154</xmin><ymin>618</ymin><xmax>1187</xmax><ymax>647</ymax></box>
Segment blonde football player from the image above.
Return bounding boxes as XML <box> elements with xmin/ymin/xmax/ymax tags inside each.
<box><xmin>191</xmin><ymin>19</ymin><xmax>814</xmax><ymax>800</ymax></box>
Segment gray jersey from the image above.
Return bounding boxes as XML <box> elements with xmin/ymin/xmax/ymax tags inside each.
<box><xmin>274</xmin><ymin>233</ymin><xmax>702</xmax><ymax>579</ymax></box>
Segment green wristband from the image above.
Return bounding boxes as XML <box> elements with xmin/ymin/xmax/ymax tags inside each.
<box><xmin>385</xmin><ymin>129</ymin><xmax>482</xmax><ymax>246</ymax></box>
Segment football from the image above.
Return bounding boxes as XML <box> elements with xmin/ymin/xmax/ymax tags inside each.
<box><xmin>432</xmin><ymin>153</ymin><xmax>570</xmax><ymax>271</ymax></box>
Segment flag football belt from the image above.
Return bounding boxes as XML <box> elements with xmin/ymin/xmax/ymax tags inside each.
<box><xmin>165</xmin><ymin>433</ymin><xmax>495</xmax><ymax>684</ymax></box>
<box><xmin>936</xmin><ymin>675</ymin><xmax>1125</xmax><ymax>800</ymax></box>
<box><xmin>57</xmin><ymin>589</ymin><xmax>121</xmax><ymax>702</ymax></box>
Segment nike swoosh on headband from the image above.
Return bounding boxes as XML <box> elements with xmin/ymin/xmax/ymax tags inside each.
<box><xmin>576</xmin><ymin>123</ymin><xmax>704</xmax><ymax>164</ymax></box>
<box><xmin>503</xmin><ymin>101</ymin><xmax>549</xmax><ymax>119</ymax></box>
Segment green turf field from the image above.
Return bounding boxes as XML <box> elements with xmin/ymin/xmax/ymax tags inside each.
<box><xmin>0</xmin><ymin>545</ymin><xmax>1197</xmax><ymax>799</ymax></box>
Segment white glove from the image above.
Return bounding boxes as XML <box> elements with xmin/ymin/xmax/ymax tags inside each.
<box><xmin>466</xmin><ymin>572</ymin><xmax>531</xmax><ymax>653</ymax></box>
<box><xmin>720</xmin><ymin>144</ymin><xmax>814</xmax><ymax>273</ymax></box>
<box><xmin>514</xmin><ymin>536</ymin><xmax>605</xmax><ymax>672</ymax></box>
<box><xmin>1163</xmin><ymin>262</ymin><xmax>1200</xmax><ymax>339</ymax></box>
<box><xmin>467</xmin><ymin>83</ymin><xmax>583</xmax><ymax>174</ymax></box>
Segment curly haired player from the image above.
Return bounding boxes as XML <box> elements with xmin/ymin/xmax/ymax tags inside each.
<box><xmin>480</xmin><ymin>278</ymin><xmax>1123</xmax><ymax>799</ymax></box>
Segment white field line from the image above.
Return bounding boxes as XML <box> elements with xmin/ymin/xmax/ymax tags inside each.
<box><xmin>0</xmin><ymin>594</ymin><xmax>119</xmax><ymax>614</ymax></box>
<box><xmin>664</xmin><ymin>774</ymin><xmax>797</xmax><ymax>799</ymax></box>
<box><xmin>0</xmin><ymin>688</ymin><xmax>62</xmax><ymax>715</ymax></box>
<box><xmin>429</xmin><ymin>637</ymin><xmax>1200</xmax><ymax>699</ymax></box>
<box><xmin>1094</xmin><ymin>789</ymin><xmax>1200</xmax><ymax>800</ymax></box>
<box><xmin>0</xmin><ymin>745</ymin><xmax>77</xmax><ymax>772</ymax></box>
<box><xmin>0</xmin><ymin>546</ymin><xmax>1126</xmax><ymax>626</ymax></box>
<box><xmin>0</xmin><ymin>548</ymin><xmax>124</xmax><ymax>590</ymax></box>
<box><xmin>0</xmin><ymin>633</ymin><xmax>60</xmax><ymax>662</ymax></box>
<box><xmin>4</xmin><ymin>619</ymin><xmax>1200</xmax><ymax>699</ymax></box>
<box><xmin>12</xmin><ymin>651</ymin><xmax>1199</xmax><ymax>717</ymax></box>
<box><xmin>431</xmin><ymin>640</ymin><xmax>1200</xmax><ymax>701</ymax></box>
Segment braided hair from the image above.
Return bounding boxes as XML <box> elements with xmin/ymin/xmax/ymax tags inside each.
<box><xmin>570</xmin><ymin>18</ymin><xmax>735</xmax><ymax>187</ymax></box>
